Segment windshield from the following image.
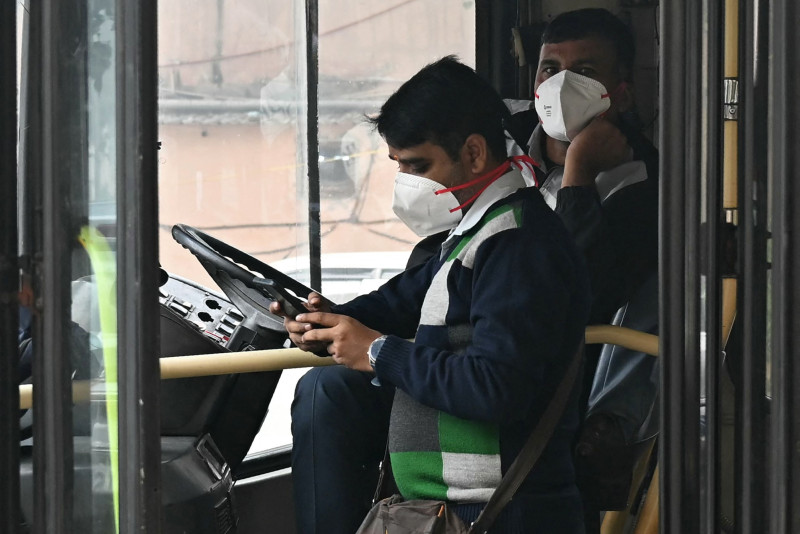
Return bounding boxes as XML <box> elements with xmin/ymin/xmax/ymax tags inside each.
<box><xmin>156</xmin><ymin>0</ymin><xmax>476</xmax><ymax>454</ymax></box>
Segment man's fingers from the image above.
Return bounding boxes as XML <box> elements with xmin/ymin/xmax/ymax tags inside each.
<box><xmin>306</xmin><ymin>293</ymin><xmax>331</xmax><ymax>313</ymax></box>
<box><xmin>285</xmin><ymin>321</ymin><xmax>306</xmax><ymax>335</ymax></box>
<box><xmin>296</xmin><ymin>311</ymin><xmax>340</xmax><ymax>327</ymax></box>
<box><xmin>299</xmin><ymin>326</ymin><xmax>335</xmax><ymax>345</ymax></box>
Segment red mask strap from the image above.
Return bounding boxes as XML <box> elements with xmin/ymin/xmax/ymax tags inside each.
<box><xmin>510</xmin><ymin>155</ymin><xmax>540</xmax><ymax>188</ymax></box>
<box><xmin>598</xmin><ymin>81</ymin><xmax>628</xmax><ymax>118</ymax></box>
<box><xmin>613</xmin><ymin>81</ymin><xmax>628</xmax><ymax>98</ymax></box>
<box><xmin>435</xmin><ymin>160</ymin><xmax>512</xmax><ymax>213</ymax></box>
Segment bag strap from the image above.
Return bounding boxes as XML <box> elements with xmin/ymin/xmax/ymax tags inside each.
<box><xmin>372</xmin><ymin>443</ymin><xmax>392</xmax><ymax>506</ymax></box>
<box><xmin>468</xmin><ymin>341</ymin><xmax>584</xmax><ymax>534</ymax></box>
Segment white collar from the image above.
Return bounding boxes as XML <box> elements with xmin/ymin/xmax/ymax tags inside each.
<box><xmin>443</xmin><ymin>167</ymin><xmax>528</xmax><ymax>246</ymax></box>
<box><xmin>527</xmin><ymin>124</ymin><xmax>550</xmax><ymax>173</ymax></box>
<box><xmin>527</xmin><ymin>124</ymin><xmax>647</xmax><ymax>209</ymax></box>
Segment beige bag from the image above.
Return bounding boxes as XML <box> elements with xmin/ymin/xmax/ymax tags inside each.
<box><xmin>355</xmin><ymin>494</ymin><xmax>470</xmax><ymax>534</ymax></box>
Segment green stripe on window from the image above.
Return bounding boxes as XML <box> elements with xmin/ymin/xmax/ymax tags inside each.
<box><xmin>438</xmin><ymin>412</ymin><xmax>500</xmax><ymax>455</ymax></box>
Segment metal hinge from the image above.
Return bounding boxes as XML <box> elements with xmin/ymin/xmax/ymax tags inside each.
<box><xmin>724</xmin><ymin>78</ymin><xmax>739</xmax><ymax>120</ymax></box>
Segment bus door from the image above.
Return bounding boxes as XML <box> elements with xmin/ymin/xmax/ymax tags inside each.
<box><xmin>8</xmin><ymin>0</ymin><xmax>160</xmax><ymax>532</ymax></box>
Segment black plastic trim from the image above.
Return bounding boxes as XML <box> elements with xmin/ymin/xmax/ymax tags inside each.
<box><xmin>735</xmin><ymin>0</ymin><xmax>770</xmax><ymax>532</ymax></box>
<box><xmin>475</xmin><ymin>0</ymin><xmax>518</xmax><ymax>98</ymax></box>
<box><xmin>701</xmin><ymin>1</ymin><xmax>725</xmax><ymax>531</ymax></box>
<box><xmin>236</xmin><ymin>446</ymin><xmax>293</xmax><ymax>480</ymax></box>
<box><xmin>306</xmin><ymin>0</ymin><xmax>322</xmax><ymax>291</ymax></box>
<box><xmin>0</xmin><ymin>2</ymin><xmax>20</xmax><ymax>532</ymax></box>
<box><xmin>115</xmin><ymin>0</ymin><xmax>162</xmax><ymax>530</ymax></box>
<box><xmin>34</xmin><ymin>0</ymin><xmax>89</xmax><ymax>530</ymax></box>
<box><xmin>659</xmin><ymin>1</ymin><xmax>704</xmax><ymax>531</ymax></box>
<box><xmin>769</xmin><ymin>1</ymin><xmax>800</xmax><ymax>532</ymax></box>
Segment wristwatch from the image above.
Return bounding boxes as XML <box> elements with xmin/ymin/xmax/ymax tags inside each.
<box><xmin>368</xmin><ymin>335</ymin><xmax>388</xmax><ymax>370</ymax></box>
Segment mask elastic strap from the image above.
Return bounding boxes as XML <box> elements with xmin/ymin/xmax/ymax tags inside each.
<box><xmin>601</xmin><ymin>81</ymin><xmax>627</xmax><ymax>99</ymax></box>
<box><xmin>509</xmin><ymin>155</ymin><xmax>540</xmax><ymax>188</ymax></box>
<box><xmin>597</xmin><ymin>81</ymin><xmax>628</xmax><ymax>118</ymax></box>
<box><xmin>436</xmin><ymin>160</ymin><xmax>513</xmax><ymax>213</ymax></box>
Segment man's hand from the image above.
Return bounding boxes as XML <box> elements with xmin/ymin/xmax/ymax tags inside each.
<box><xmin>270</xmin><ymin>292</ymin><xmax>332</xmax><ymax>354</ymax></box>
<box><xmin>563</xmin><ymin>117</ymin><xmax>632</xmax><ymax>187</ymax></box>
<box><xmin>269</xmin><ymin>291</ymin><xmax>331</xmax><ymax>317</ymax></box>
<box><xmin>293</xmin><ymin>312</ymin><xmax>382</xmax><ymax>372</ymax></box>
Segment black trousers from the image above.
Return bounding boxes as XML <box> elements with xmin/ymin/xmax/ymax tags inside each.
<box><xmin>291</xmin><ymin>365</ymin><xmax>394</xmax><ymax>534</ymax></box>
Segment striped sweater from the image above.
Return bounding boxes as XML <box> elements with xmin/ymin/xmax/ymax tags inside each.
<box><xmin>335</xmin><ymin>181</ymin><xmax>590</xmax><ymax>508</ymax></box>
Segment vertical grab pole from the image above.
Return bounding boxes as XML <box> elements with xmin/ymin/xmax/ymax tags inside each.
<box><xmin>716</xmin><ymin>2</ymin><xmax>740</xmax><ymax>530</ymax></box>
<box><xmin>737</xmin><ymin>0</ymin><xmax>770</xmax><ymax>531</ymax></box>
<box><xmin>701</xmin><ymin>0</ymin><xmax>725</xmax><ymax>532</ymax></box>
<box><xmin>660</xmin><ymin>0</ymin><xmax>705</xmax><ymax>531</ymax></box>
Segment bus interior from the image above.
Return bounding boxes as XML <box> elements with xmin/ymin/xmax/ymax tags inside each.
<box><xmin>3</xmin><ymin>1</ymin><xmax>800</xmax><ymax>533</ymax></box>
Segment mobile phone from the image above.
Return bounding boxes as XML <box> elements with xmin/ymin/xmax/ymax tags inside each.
<box><xmin>251</xmin><ymin>278</ymin><xmax>308</xmax><ymax>318</ymax></box>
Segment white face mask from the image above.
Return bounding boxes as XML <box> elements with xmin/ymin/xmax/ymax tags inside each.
<box><xmin>534</xmin><ymin>70</ymin><xmax>611</xmax><ymax>142</ymax></box>
<box><xmin>391</xmin><ymin>172</ymin><xmax>463</xmax><ymax>237</ymax></box>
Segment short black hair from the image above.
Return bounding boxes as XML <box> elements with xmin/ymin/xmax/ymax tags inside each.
<box><xmin>541</xmin><ymin>8</ymin><xmax>635</xmax><ymax>81</ymax></box>
<box><xmin>368</xmin><ymin>56</ymin><xmax>510</xmax><ymax>162</ymax></box>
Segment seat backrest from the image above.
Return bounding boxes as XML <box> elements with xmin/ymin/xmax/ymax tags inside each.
<box><xmin>586</xmin><ymin>271</ymin><xmax>659</xmax><ymax>444</ymax></box>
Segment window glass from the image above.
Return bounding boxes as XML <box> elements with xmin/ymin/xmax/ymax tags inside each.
<box><xmin>84</xmin><ymin>2</ymin><xmax>119</xmax><ymax>530</ymax></box>
<box><xmin>317</xmin><ymin>0</ymin><xmax>476</xmax><ymax>264</ymax></box>
<box><xmin>156</xmin><ymin>0</ymin><xmax>474</xmax><ymax>456</ymax></box>
<box><xmin>17</xmin><ymin>0</ymin><xmax>120</xmax><ymax>529</ymax></box>
<box><xmin>34</xmin><ymin>0</ymin><xmax>120</xmax><ymax>530</ymax></box>
<box><xmin>253</xmin><ymin>0</ymin><xmax>476</xmax><ymax>454</ymax></box>
<box><xmin>158</xmin><ymin>1</ymin><xmax>309</xmax><ymax>286</ymax></box>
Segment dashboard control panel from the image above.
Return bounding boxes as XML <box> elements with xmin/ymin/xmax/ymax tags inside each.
<box><xmin>159</xmin><ymin>274</ymin><xmax>244</xmax><ymax>347</ymax></box>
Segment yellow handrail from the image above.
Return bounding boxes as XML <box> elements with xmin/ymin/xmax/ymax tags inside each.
<box><xmin>18</xmin><ymin>348</ymin><xmax>334</xmax><ymax>410</ymax></box>
<box><xmin>632</xmin><ymin>466</ymin><xmax>659</xmax><ymax>534</ymax></box>
<box><xmin>585</xmin><ymin>325</ymin><xmax>659</xmax><ymax>357</ymax></box>
<box><xmin>159</xmin><ymin>347</ymin><xmax>336</xmax><ymax>379</ymax></box>
<box><xmin>19</xmin><ymin>326</ymin><xmax>658</xmax><ymax>410</ymax></box>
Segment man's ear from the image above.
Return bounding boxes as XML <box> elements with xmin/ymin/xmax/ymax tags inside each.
<box><xmin>462</xmin><ymin>134</ymin><xmax>490</xmax><ymax>174</ymax></box>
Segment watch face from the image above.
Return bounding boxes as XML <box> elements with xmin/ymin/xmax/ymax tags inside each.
<box><xmin>369</xmin><ymin>336</ymin><xmax>386</xmax><ymax>366</ymax></box>
<box><xmin>368</xmin><ymin>336</ymin><xmax>385</xmax><ymax>386</ymax></box>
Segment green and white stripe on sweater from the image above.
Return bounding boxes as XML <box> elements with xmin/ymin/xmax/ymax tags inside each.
<box><xmin>419</xmin><ymin>203</ymin><xmax>521</xmax><ymax>327</ymax></box>
<box><xmin>390</xmin><ymin>390</ymin><xmax>502</xmax><ymax>501</ymax></box>
<box><xmin>389</xmin><ymin>202</ymin><xmax>523</xmax><ymax>502</ymax></box>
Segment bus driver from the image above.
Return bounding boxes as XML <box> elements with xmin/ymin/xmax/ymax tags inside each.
<box><xmin>287</xmin><ymin>9</ymin><xmax>659</xmax><ymax>534</ymax></box>
<box><xmin>273</xmin><ymin>56</ymin><xmax>591</xmax><ymax>533</ymax></box>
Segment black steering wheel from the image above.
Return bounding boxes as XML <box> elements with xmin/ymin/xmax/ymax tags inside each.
<box><xmin>171</xmin><ymin>224</ymin><xmax>331</xmax><ymax>334</ymax></box>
